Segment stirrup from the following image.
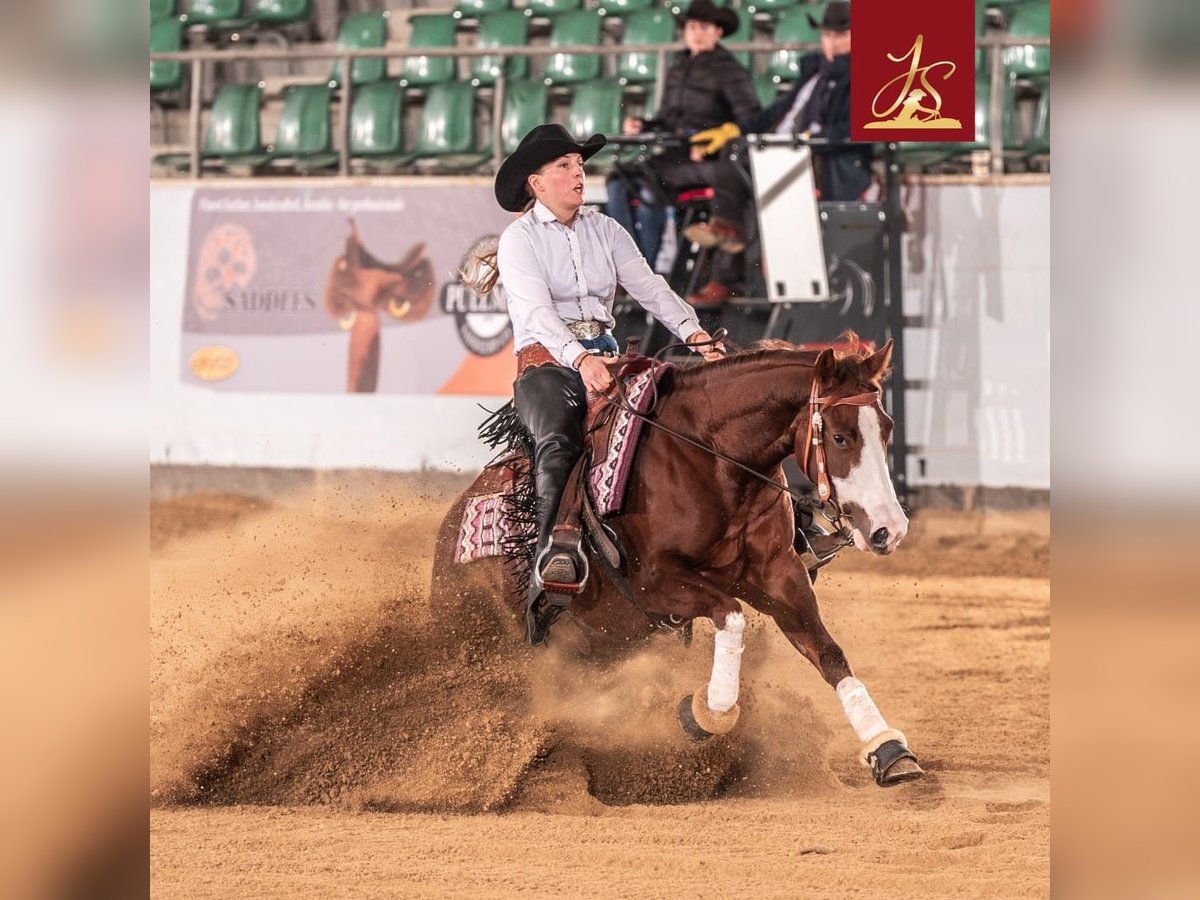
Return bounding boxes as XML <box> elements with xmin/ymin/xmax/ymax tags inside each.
<box><xmin>534</xmin><ymin>544</ymin><xmax>588</xmax><ymax>595</ymax></box>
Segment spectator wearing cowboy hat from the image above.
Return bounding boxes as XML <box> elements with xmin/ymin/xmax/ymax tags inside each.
<box><xmin>687</xmin><ymin>0</ymin><xmax>873</xmax><ymax>214</ymax></box>
<box><xmin>605</xmin><ymin>0</ymin><xmax>760</xmax><ymax>309</ymax></box>
<box><xmin>465</xmin><ymin>123</ymin><xmax>724</xmax><ymax>645</ymax></box>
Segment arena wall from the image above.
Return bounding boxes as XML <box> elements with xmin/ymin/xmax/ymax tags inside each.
<box><xmin>150</xmin><ymin>178</ymin><xmax>1050</xmax><ymax>493</ymax></box>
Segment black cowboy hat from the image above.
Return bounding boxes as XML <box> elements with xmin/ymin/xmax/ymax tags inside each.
<box><xmin>808</xmin><ymin>0</ymin><xmax>851</xmax><ymax>31</ymax></box>
<box><xmin>676</xmin><ymin>0</ymin><xmax>739</xmax><ymax>38</ymax></box>
<box><xmin>493</xmin><ymin>123</ymin><xmax>607</xmax><ymax>213</ymax></box>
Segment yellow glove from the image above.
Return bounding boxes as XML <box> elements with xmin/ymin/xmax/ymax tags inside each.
<box><xmin>689</xmin><ymin>122</ymin><xmax>741</xmax><ymax>156</ymax></box>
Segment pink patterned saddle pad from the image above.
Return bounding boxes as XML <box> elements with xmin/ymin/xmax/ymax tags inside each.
<box><xmin>587</xmin><ymin>366</ymin><xmax>661</xmax><ymax>517</ymax></box>
<box><xmin>455</xmin><ymin>366</ymin><xmax>666</xmax><ymax>563</ymax></box>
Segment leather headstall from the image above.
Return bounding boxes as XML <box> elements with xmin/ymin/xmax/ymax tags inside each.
<box><xmin>799</xmin><ymin>377</ymin><xmax>882</xmax><ymax>504</ymax></box>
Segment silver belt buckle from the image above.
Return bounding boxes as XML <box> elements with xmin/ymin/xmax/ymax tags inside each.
<box><xmin>567</xmin><ymin>320</ymin><xmax>605</xmax><ymax>340</ymax></box>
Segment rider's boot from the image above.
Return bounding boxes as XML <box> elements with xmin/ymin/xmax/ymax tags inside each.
<box><xmin>513</xmin><ymin>365</ymin><xmax>589</xmax><ymax>644</ymax></box>
<box><xmin>524</xmin><ymin>460</ymin><xmax>584</xmax><ymax>646</ymax></box>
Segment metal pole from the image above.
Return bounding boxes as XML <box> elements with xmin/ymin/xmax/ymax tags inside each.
<box><xmin>653</xmin><ymin>48</ymin><xmax>666</xmax><ymax>117</ymax></box>
<box><xmin>989</xmin><ymin>40</ymin><xmax>1005</xmax><ymax>175</ymax></box>
<box><xmin>189</xmin><ymin>58</ymin><xmax>203</xmax><ymax>179</ymax></box>
<box><xmin>493</xmin><ymin>62</ymin><xmax>507</xmax><ymax>171</ymax></box>
<box><xmin>339</xmin><ymin>53</ymin><xmax>352</xmax><ymax>177</ymax></box>
<box><xmin>883</xmin><ymin>143</ymin><xmax>909</xmax><ymax>507</ymax></box>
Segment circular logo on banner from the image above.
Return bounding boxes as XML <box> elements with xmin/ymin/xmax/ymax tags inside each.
<box><xmin>192</xmin><ymin>223</ymin><xmax>258</xmax><ymax>322</ymax></box>
<box><xmin>440</xmin><ymin>236</ymin><xmax>512</xmax><ymax>358</ymax></box>
<box><xmin>188</xmin><ymin>345</ymin><xmax>240</xmax><ymax>382</ymax></box>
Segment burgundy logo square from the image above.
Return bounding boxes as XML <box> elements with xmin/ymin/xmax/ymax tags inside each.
<box><xmin>851</xmin><ymin>0</ymin><xmax>976</xmax><ymax>143</ymax></box>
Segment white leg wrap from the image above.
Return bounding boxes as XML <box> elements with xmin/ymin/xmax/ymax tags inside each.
<box><xmin>706</xmin><ymin>612</ymin><xmax>746</xmax><ymax>713</ymax></box>
<box><xmin>835</xmin><ymin>676</ymin><xmax>889</xmax><ymax>744</ymax></box>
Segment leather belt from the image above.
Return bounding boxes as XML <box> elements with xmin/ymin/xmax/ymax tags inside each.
<box><xmin>516</xmin><ymin>343</ymin><xmax>557</xmax><ymax>375</ymax></box>
<box><xmin>566</xmin><ymin>320</ymin><xmax>606</xmax><ymax>340</ymax></box>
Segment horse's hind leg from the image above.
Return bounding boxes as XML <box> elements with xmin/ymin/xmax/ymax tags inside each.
<box><xmin>744</xmin><ymin>572</ymin><xmax>923</xmax><ymax>786</ymax></box>
<box><xmin>677</xmin><ymin>597</ymin><xmax>746</xmax><ymax>741</ymax></box>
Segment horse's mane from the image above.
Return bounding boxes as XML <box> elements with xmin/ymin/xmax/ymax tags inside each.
<box><xmin>673</xmin><ymin>331</ymin><xmax>889</xmax><ymax>387</ymax></box>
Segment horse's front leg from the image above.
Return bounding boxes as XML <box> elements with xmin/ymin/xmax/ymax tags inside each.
<box><xmin>741</xmin><ymin>564</ymin><xmax>923</xmax><ymax>786</ymax></box>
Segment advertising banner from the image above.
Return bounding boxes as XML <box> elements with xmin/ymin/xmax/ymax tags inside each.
<box><xmin>181</xmin><ymin>184</ymin><xmax>519</xmax><ymax>395</ymax></box>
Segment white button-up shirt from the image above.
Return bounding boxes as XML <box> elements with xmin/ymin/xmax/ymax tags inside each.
<box><xmin>497</xmin><ymin>201</ymin><xmax>703</xmax><ymax>368</ymax></box>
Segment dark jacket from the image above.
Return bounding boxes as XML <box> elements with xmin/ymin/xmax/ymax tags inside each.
<box><xmin>748</xmin><ymin>53</ymin><xmax>873</xmax><ymax>202</ymax></box>
<box><xmin>658</xmin><ymin>44</ymin><xmax>760</xmax><ymax>137</ymax></box>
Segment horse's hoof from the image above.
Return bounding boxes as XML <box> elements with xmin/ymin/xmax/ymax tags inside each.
<box><xmin>867</xmin><ymin>739</ymin><xmax>923</xmax><ymax>787</ymax></box>
<box><xmin>677</xmin><ymin>694</ymin><xmax>713</xmax><ymax>742</ymax></box>
<box><xmin>680</xmin><ymin>684</ymin><xmax>740</xmax><ymax>740</ymax></box>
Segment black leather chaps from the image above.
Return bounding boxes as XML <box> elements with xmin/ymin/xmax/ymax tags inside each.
<box><xmin>512</xmin><ymin>364</ymin><xmax>587</xmax><ymax>566</ymax></box>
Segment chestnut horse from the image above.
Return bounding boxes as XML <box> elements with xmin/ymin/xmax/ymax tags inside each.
<box><xmin>430</xmin><ymin>339</ymin><xmax>923</xmax><ymax>786</ymax></box>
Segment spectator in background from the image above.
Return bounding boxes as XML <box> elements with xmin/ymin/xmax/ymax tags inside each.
<box><xmin>605</xmin><ymin>0</ymin><xmax>760</xmax><ymax>308</ymax></box>
<box><xmin>685</xmin><ymin>0</ymin><xmax>874</xmax><ymax>276</ymax></box>
<box><xmin>759</xmin><ymin>0</ymin><xmax>872</xmax><ymax>201</ymax></box>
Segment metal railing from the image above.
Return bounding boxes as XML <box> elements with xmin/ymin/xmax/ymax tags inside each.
<box><xmin>150</xmin><ymin>34</ymin><xmax>1048</xmax><ymax>178</ymax></box>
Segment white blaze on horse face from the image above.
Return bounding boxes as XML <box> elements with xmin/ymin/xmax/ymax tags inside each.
<box><xmin>830</xmin><ymin>405</ymin><xmax>908</xmax><ymax>553</ymax></box>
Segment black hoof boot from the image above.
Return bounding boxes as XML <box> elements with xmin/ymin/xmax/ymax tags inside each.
<box><xmin>868</xmin><ymin>739</ymin><xmax>923</xmax><ymax>786</ymax></box>
<box><xmin>677</xmin><ymin>695</ymin><xmax>713</xmax><ymax>743</ymax></box>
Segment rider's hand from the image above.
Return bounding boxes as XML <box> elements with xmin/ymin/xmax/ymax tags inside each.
<box><xmin>689</xmin><ymin>122</ymin><xmax>741</xmax><ymax>157</ymax></box>
<box><xmin>622</xmin><ymin>116</ymin><xmax>643</xmax><ymax>136</ymax></box>
<box><xmin>575</xmin><ymin>353</ymin><xmax>617</xmax><ymax>393</ymax></box>
<box><xmin>687</xmin><ymin>330</ymin><xmax>726</xmax><ymax>362</ymax></box>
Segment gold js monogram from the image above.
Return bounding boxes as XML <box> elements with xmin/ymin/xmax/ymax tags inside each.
<box><xmin>865</xmin><ymin>35</ymin><xmax>962</xmax><ymax>130</ymax></box>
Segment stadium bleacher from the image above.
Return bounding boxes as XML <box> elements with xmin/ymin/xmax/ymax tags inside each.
<box><xmin>150</xmin><ymin>0</ymin><xmax>1050</xmax><ymax>177</ymax></box>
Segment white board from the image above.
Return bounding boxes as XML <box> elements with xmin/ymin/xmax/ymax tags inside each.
<box><xmin>749</xmin><ymin>144</ymin><xmax>829</xmax><ymax>303</ymax></box>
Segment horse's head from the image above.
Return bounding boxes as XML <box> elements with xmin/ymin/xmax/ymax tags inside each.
<box><xmin>796</xmin><ymin>340</ymin><xmax>908</xmax><ymax>555</ymax></box>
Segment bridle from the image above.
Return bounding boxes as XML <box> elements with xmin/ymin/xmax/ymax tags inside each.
<box><xmin>597</xmin><ymin>333</ymin><xmax>882</xmax><ymax>543</ymax></box>
<box><xmin>800</xmin><ymin>376</ymin><xmax>882</xmax><ymax>504</ymax></box>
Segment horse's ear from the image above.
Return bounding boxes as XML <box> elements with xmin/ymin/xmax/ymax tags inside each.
<box><xmin>864</xmin><ymin>339</ymin><xmax>894</xmax><ymax>384</ymax></box>
<box><xmin>815</xmin><ymin>347</ymin><xmax>838</xmax><ymax>384</ymax></box>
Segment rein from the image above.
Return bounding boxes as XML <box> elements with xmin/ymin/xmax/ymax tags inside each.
<box><xmin>597</xmin><ymin>333</ymin><xmax>875</xmax><ymax>542</ymax></box>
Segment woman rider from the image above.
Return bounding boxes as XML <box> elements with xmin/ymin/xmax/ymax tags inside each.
<box><xmin>466</xmin><ymin>123</ymin><xmax>724</xmax><ymax>644</ymax></box>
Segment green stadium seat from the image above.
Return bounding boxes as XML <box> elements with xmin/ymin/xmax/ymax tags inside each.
<box><xmin>665</xmin><ymin>0</ymin><xmax>732</xmax><ymax>14</ymax></box>
<box><xmin>471</xmin><ymin>10</ymin><xmax>529</xmax><ymax>86</ymax></box>
<box><xmin>766</xmin><ymin>7</ymin><xmax>821</xmax><ymax>82</ymax></box>
<box><xmin>400</xmin><ymin>14</ymin><xmax>457</xmax><ymax>87</ymax></box>
<box><xmin>754</xmin><ymin>73</ymin><xmax>780</xmax><ymax>109</ymax></box>
<box><xmin>543</xmin><ymin>11</ymin><xmax>603</xmax><ymax>85</ymax></box>
<box><xmin>203</xmin><ymin>83</ymin><xmax>269</xmax><ymax>168</ymax></box>
<box><xmin>746</xmin><ymin>0</ymin><xmax>801</xmax><ymax>17</ymax></box>
<box><xmin>524</xmin><ymin>0</ymin><xmax>583</xmax><ymax>16</ymax></box>
<box><xmin>616</xmin><ymin>9</ymin><xmax>675</xmax><ymax>85</ymax></box>
<box><xmin>567</xmin><ymin>79</ymin><xmax>623</xmax><ymax>170</ymax></box>
<box><xmin>596</xmin><ymin>0</ymin><xmax>654</xmax><ymax>18</ymax></box>
<box><xmin>330</xmin><ymin>12</ymin><xmax>389</xmax><ymax>87</ymax></box>
<box><xmin>183</xmin><ymin>0</ymin><xmax>247</xmax><ymax>27</ymax></box>
<box><xmin>269</xmin><ymin>84</ymin><xmax>337</xmax><ymax>172</ymax></box>
<box><xmin>150</xmin><ymin>18</ymin><xmax>184</xmax><ymax>92</ymax></box>
<box><xmin>975</xmin><ymin>0</ymin><xmax>986</xmax><ymax>70</ymax></box>
<box><xmin>568</xmin><ymin>79</ymin><xmax>622</xmax><ymax>137</ymax></box>
<box><xmin>1002</xmin><ymin>0</ymin><xmax>1050</xmax><ymax>79</ymax></box>
<box><xmin>453</xmin><ymin>0</ymin><xmax>511</xmax><ymax>20</ymax></box>
<box><xmin>500</xmin><ymin>80</ymin><xmax>550</xmax><ymax>154</ymax></box>
<box><xmin>247</xmin><ymin>0</ymin><xmax>312</xmax><ymax>26</ymax></box>
<box><xmin>350</xmin><ymin>81</ymin><xmax>406</xmax><ymax>162</ymax></box>
<box><xmin>1025</xmin><ymin>84</ymin><xmax>1049</xmax><ymax>161</ymax></box>
<box><xmin>642</xmin><ymin>86</ymin><xmax>659</xmax><ymax>120</ymax></box>
<box><xmin>724</xmin><ymin>8</ymin><xmax>753</xmax><ymax>68</ymax></box>
<box><xmin>397</xmin><ymin>82</ymin><xmax>490</xmax><ymax>171</ymax></box>
<box><xmin>151</xmin><ymin>0</ymin><xmax>176</xmax><ymax>22</ymax></box>
<box><xmin>899</xmin><ymin>76</ymin><xmax>1016</xmax><ymax>171</ymax></box>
